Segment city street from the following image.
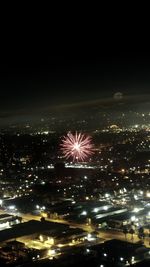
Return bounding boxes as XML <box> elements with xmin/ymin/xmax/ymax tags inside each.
<box><xmin>1</xmin><ymin>209</ymin><xmax>150</xmax><ymax>248</ymax></box>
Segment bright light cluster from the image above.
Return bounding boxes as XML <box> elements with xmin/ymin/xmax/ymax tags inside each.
<box><xmin>60</xmin><ymin>132</ymin><xmax>94</xmax><ymax>162</ymax></box>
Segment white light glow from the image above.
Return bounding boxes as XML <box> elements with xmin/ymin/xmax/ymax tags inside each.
<box><xmin>81</xmin><ymin>211</ymin><xmax>87</xmax><ymax>216</ymax></box>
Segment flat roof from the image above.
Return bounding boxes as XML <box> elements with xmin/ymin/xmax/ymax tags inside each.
<box><xmin>91</xmin><ymin>239</ymin><xmax>148</xmax><ymax>257</ymax></box>
<box><xmin>0</xmin><ymin>214</ymin><xmax>13</xmax><ymax>219</ymax></box>
<box><xmin>0</xmin><ymin>220</ymin><xmax>68</xmax><ymax>243</ymax></box>
<box><xmin>43</xmin><ymin>227</ymin><xmax>86</xmax><ymax>239</ymax></box>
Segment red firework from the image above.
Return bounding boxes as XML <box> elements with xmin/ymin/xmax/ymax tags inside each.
<box><xmin>60</xmin><ymin>132</ymin><xmax>94</xmax><ymax>162</ymax></box>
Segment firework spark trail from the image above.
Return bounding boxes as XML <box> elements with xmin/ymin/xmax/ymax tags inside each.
<box><xmin>60</xmin><ymin>132</ymin><xmax>94</xmax><ymax>162</ymax></box>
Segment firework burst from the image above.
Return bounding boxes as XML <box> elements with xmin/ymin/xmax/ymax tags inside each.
<box><xmin>60</xmin><ymin>132</ymin><xmax>94</xmax><ymax>162</ymax></box>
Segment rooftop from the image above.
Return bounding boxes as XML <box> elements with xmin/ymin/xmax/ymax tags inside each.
<box><xmin>0</xmin><ymin>220</ymin><xmax>68</xmax><ymax>242</ymax></box>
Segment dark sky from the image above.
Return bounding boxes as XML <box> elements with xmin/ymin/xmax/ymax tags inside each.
<box><xmin>0</xmin><ymin>7</ymin><xmax>150</xmax><ymax>110</ymax></box>
<box><xmin>0</xmin><ymin>9</ymin><xmax>149</xmax><ymax>126</ymax></box>
<box><xmin>1</xmin><ymin>46</ymin><xmax>150</xmax><ymax>122</ymax></box>
<box><xmin>1</xmin><ymin>55</ymin><xmax>150</xmax><ymax>107</ymax></box>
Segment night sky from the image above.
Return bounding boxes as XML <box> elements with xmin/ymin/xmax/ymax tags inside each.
<box><xmin>1</xmin><ymin>50</ymin><xmax>150</xmax><ymax>123</ymax></box>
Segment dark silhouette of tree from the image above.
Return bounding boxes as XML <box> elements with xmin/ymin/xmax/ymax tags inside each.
<box><xmin>123</xmin><ymin>226</ymin><xmax>128</xmax><ymax>240</ymax></box>
<box><xmin>129</xmin><ymin>228</ymin><xmax>135</xmax><ymax>241</ymax></box>
<box><xmin>138</xmin><ymin>226</ymin><xmax>145</xmax><ymax>240</ymax></box>
<box><xmin>148</xmin><ymin>226</ymin><xmax>150</xmax><ymax>245</ymax></box>
<box><xmin>40</xmin><ymin>217</ymin><xmax>45</xmax><ymax>223</ymax></box>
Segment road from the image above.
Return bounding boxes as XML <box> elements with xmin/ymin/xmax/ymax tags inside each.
<box><xmin>98</xmin><ymin>229</ymin><xmax>150</xmax><ymax>247</ymax></box>
<box><xmin>1</xmin><ymin>209</ymin><xmax>150</xmax><ymax>248</ymax></box>
<box><xmin>22</xmin><ymin>213</ymin><xmax>150</xmax><ymax>247</ymax></box>
<box><xmin>20</xmin><ymin>212</ymin><xmax>150</xmax><ymax>247</ymax></box>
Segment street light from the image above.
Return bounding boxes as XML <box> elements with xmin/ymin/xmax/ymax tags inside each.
<box><xmin>81</xmin><ymin>211</ymin><xmax>87</xmax><ymax>216</ymax></box>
